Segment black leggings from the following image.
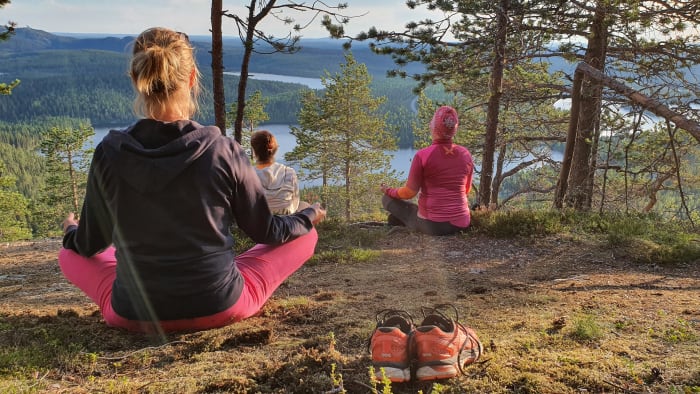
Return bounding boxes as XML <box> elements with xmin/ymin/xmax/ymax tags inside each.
<box><xmin>382</xmin><ymin>195</ymin><xmax>467</xmax><ymax>236</ymax></box>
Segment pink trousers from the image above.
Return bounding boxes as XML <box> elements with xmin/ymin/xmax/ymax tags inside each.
<box><xmin>58</xmin><ymin>228</ymin><xmax>317</xmax><ymax>332</ymax></box>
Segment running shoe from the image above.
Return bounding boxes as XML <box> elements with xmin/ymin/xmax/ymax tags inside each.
<box><xmin>413</xmin><ymin>304</ymin><xmax>483</xmax><ymax>381</ymax></box>
<box><xmin>368</xmin><ymin>309</ymin><xmax>415</xmax><ymax>383</ymax></box>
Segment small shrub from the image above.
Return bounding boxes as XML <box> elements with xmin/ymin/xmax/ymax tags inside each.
<box><xmin>316</xmin><ymin>219</ymin><xmax>382</xmax><ymax>249</ymax></box>
<box><xmin>603</xmin><ymin>214</ymin><xmax>700</xmax><ymax>264</ymax></box>
<box><xmin>570</xmin><ymin>315</ymin><xmax>604</xmax><ymax>342</ymax></box>
<box><xmin>662</xmin><ymin>319</ymin><xmax>697</xmax><ymax>343</ymax></box>
<box><xmin>471</xmin><ymin>209</ymin><xmax>564</xmax><ymax>238</ymax></box>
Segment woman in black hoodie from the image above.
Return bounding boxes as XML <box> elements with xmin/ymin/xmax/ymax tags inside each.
<box><xmin>59</xmin><ymin>27</ymin><xmax>326</xmax><ymax>333</ymax></box>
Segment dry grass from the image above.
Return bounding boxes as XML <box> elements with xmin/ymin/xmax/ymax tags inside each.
<box><xmin>0</xmin><ymin>221</ymin><xmax>699</xmax><ymax>393</ymax></box>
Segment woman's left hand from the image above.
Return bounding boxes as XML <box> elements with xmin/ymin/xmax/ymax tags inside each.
<box><xmin>62</xmin><ymin>213</ymin><xmax>79</xmax><ymax>233</ymax></box>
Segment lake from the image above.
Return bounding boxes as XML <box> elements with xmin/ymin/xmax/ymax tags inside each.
<box><xmin>222</xmin><ymin>72</ymin><xmax>324</xmax><ymax>90</ymax></box>
<box><xmin>92</xmin><ymin>124</ymin><xmax>563</xmax><ymax>189</ymax></box>
<box><xmin>91</xmin><ymin>124</ymin><xmax>417</xmax><ymax>188</ymax></box>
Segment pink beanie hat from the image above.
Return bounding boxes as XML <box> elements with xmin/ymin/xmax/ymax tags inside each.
<box><xmin>430</xmin><ymin>105</ymin><xmax>459</xmax><ymax>140</ymax></box>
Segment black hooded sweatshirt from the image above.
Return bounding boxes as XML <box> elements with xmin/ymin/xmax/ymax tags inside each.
<box><xmin>63</xmin><ymin>119</ymin><xmax>317</xmax><ymax>321</ymax></box>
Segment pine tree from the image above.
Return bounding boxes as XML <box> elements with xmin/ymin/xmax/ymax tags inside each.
<box><xmin>0</xmin><ymin>0</ymin><xmax>19</xmax><ymax>95</ymax></box>
<box><xmin>287</xmin><ymin>53</ymin><xmax>397</xmax><ymax>221</ymax></box>
<box><xmin>37</xmin><ymin>123</ymin><xmax>94</xmax><ymax>235</ymax></box>
<box><xmin>227</xmin><ymin>90</ymin><xmax>269</xmax><ymax>157</ymax></box>
<box><xmin>353</xmin><ymin>0</ymin><xmax>700</xmax><ymax>212</ymax></box>
<box><xmin>0</xmin><ymin>160</ymin><xmax>31</xmax><ymax>241</ymax></box>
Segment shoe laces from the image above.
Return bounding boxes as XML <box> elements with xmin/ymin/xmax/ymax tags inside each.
<box><xmin>419</xmin><ymin>303</ymin><xmax>482</xmax><ymax>375</ymax></box>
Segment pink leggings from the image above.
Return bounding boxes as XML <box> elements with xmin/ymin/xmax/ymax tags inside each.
<box><xmin>58</xmin><ymin>228</ymin><xmax>317</xmax><ymax>332</ymax></box>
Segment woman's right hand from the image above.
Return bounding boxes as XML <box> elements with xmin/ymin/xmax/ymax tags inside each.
<box><xmin>310</xmin><ymin>202</ymin><xmax>326</xmax><ymax>225</ymax></box>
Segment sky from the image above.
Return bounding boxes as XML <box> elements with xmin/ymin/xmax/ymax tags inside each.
<box><xmin>3</xmin><ymin>0</ymin><xmax>444</xmax><ymax>39</ymax></box>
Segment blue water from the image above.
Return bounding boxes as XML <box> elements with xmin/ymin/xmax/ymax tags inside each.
<box><xmin>92</xmin><ymin>123</ymin><xmax>563</xmax><ymax>189</ymax></box>
<box><xmin>91</xmin><ymin>124</ymin><xmax>416</xmax><ymax>188</ymax></box>
<box><xmin>222</xmin><ymin>72</ymin><xmax>324</xmax><ymax>90</ymax></box>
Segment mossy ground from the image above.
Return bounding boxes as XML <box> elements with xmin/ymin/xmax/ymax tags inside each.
<box><xmin>1</xmin><ymin>221</ymin><xmax>698</xmax><ymax>393</ymax></box>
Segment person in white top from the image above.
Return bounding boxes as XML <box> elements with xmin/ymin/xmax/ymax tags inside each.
<box><xmin>250</xmin><ymin>130</ymin><xmax>309</xmax><ymax>214</ymax></box>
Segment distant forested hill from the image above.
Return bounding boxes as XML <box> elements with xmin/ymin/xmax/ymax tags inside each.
<box><xmin>0</xmin><ymin>28</ymin><xmax>426</xmax><ymax>147</ymax></box>
<box><xmin>0</xmin><ymin>28</ymin><xmax>424</xmax><ymax>78</ymax></box>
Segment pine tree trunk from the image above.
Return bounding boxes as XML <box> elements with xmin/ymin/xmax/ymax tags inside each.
<box><xmin>478</xmin><ymin>0</ymin><xmax>509</xmax><ymax>209</ymax></box>
<box><xmin>553</xmin><ymin>70</ymin><xmax>583</xmax><ymax>209</ymax></box>
<box><xmin>210</xmin><ymin>0</ymin><xmax>226</xmax><ymax>135</ymax></box>
<box><xmin>565</xmin><ymin>5</ymin><xmax>607</xmax><ymax>210</ymax></box>
<box><xmin>235</xmin><ymin>22</ymin><xmax>256</xmax><ymax>144</ymax></box>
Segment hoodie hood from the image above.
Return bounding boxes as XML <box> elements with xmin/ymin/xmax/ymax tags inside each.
<box><xmin>101</xmin><ymin>119</ymin><xmax>222</xmax><ymax>193</ymax></box>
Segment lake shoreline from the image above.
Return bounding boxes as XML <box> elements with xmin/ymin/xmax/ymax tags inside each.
<box><xmin>91</xmin><ymin>124</ymin><xmax>417</xmax><ymax>188</ymax></box>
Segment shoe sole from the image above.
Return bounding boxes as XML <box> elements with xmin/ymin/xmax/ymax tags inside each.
<box><xmin>373</xmin><ymin>366</ymin><xmax>411</xmax><ymax>383</ymax></box>
<box><xmin>415</xmin><ymin>365</ymin><xmax>459</xmax><ymax>381</ymax></box>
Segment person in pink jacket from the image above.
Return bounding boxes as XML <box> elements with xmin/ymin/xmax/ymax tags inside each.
<box><xmin>381</xmin><ymin>105</ymin><xmax>474</xmax><ymax>235</ymax></box>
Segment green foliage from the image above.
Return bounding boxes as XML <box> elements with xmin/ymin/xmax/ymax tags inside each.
<box><xmin>316</xmin><ymin>218</ymin><xmax>382</xmax><ymax>249</ymax></box>
<box><xmin>368</xmin><ymin>365</ymin><xmax>393</xmax><ymax>394</ymax></box>
<box><xmin>600</xmin><ymin>213</ymin><xmax>700</xmax><ymax>264</ymax></box>
<box><xmin>570</xmin><ymin>315</ymin><xmax>604</xmax><ymax>342</ymax></box>
<box><xmin>287</xmin><ymin>53</ymin><xmax>397</xmax><ymax>221</ymax></box>
<box><xmin>227</xmin><ymin>90</ymin><xmax>269</xmax><ymax>152</ymax></box>
<box><xmin>471</xmin><ymin>209</ymin><xmax>700</xmax><ymax>264</ymax></box>
<box><xmin>471</xmin><ymin>209</ymin><xmax>565</xmax><ymax>238</ymax></box>
<box><xmin>371</xmin><ymin>77</ymin><xmax>423</xmax><ymax>148</ymax></box>
<box><xmin>412</xmin><ymin>90</ymin><xmax>437</xmax><ymax>149</ymax></box>
<box><xmin>329</xmin><ymin>362</ymin><xmax>345</xmax><ymax>394</ymax></box>
<box><xmin>660</xmin><ymin>320</ymin><xmax>697</xmax><ymax>344</ymax></box>
<box><xmin>232</xmin><ymin>219</ymin><xmax>385</xmax><ymax>267</ymax></box>
<box><xmin>0</xmin><ymin>78</ymin><xmax>19</xmax><ymax>95</ymax></box>
<box><xmin>0</xmin><ymin>160</ymin><xmax>31</xmax><ymax>241</ymax></box>
<box><xmin>310</xmin><ymin>248</ymin><xmax>381</xmax><ymax>266</ymax></box>
<box><xmin>36</xmin><ymin>123</ymin><xmax>94</xmax><ymax>236</ymax></box>
<box><xmin>0</xmin><ymin>322</ymin><xmax>85</xmax><ymax>378</ymax></box>
<box><xmin>304</xmin><ymin>218</ymin><xmax>383</xmax><ymax>266</ymax></box>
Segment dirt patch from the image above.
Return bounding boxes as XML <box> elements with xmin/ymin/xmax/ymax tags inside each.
<box><xmin>1</xmin><ymin>232</ymin><xmax>699</xmax><ymax>393</ymax></box>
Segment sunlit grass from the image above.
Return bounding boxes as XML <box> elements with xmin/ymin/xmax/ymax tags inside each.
<box><xmin>2</xmin><ymin>210</ymin><xmax>699</xmax><ymax>393</ymax></box>
<box><xmin>471</xmin><ymin>209</ymin><xmax>700</xmax><ymax>264</ymax></box>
